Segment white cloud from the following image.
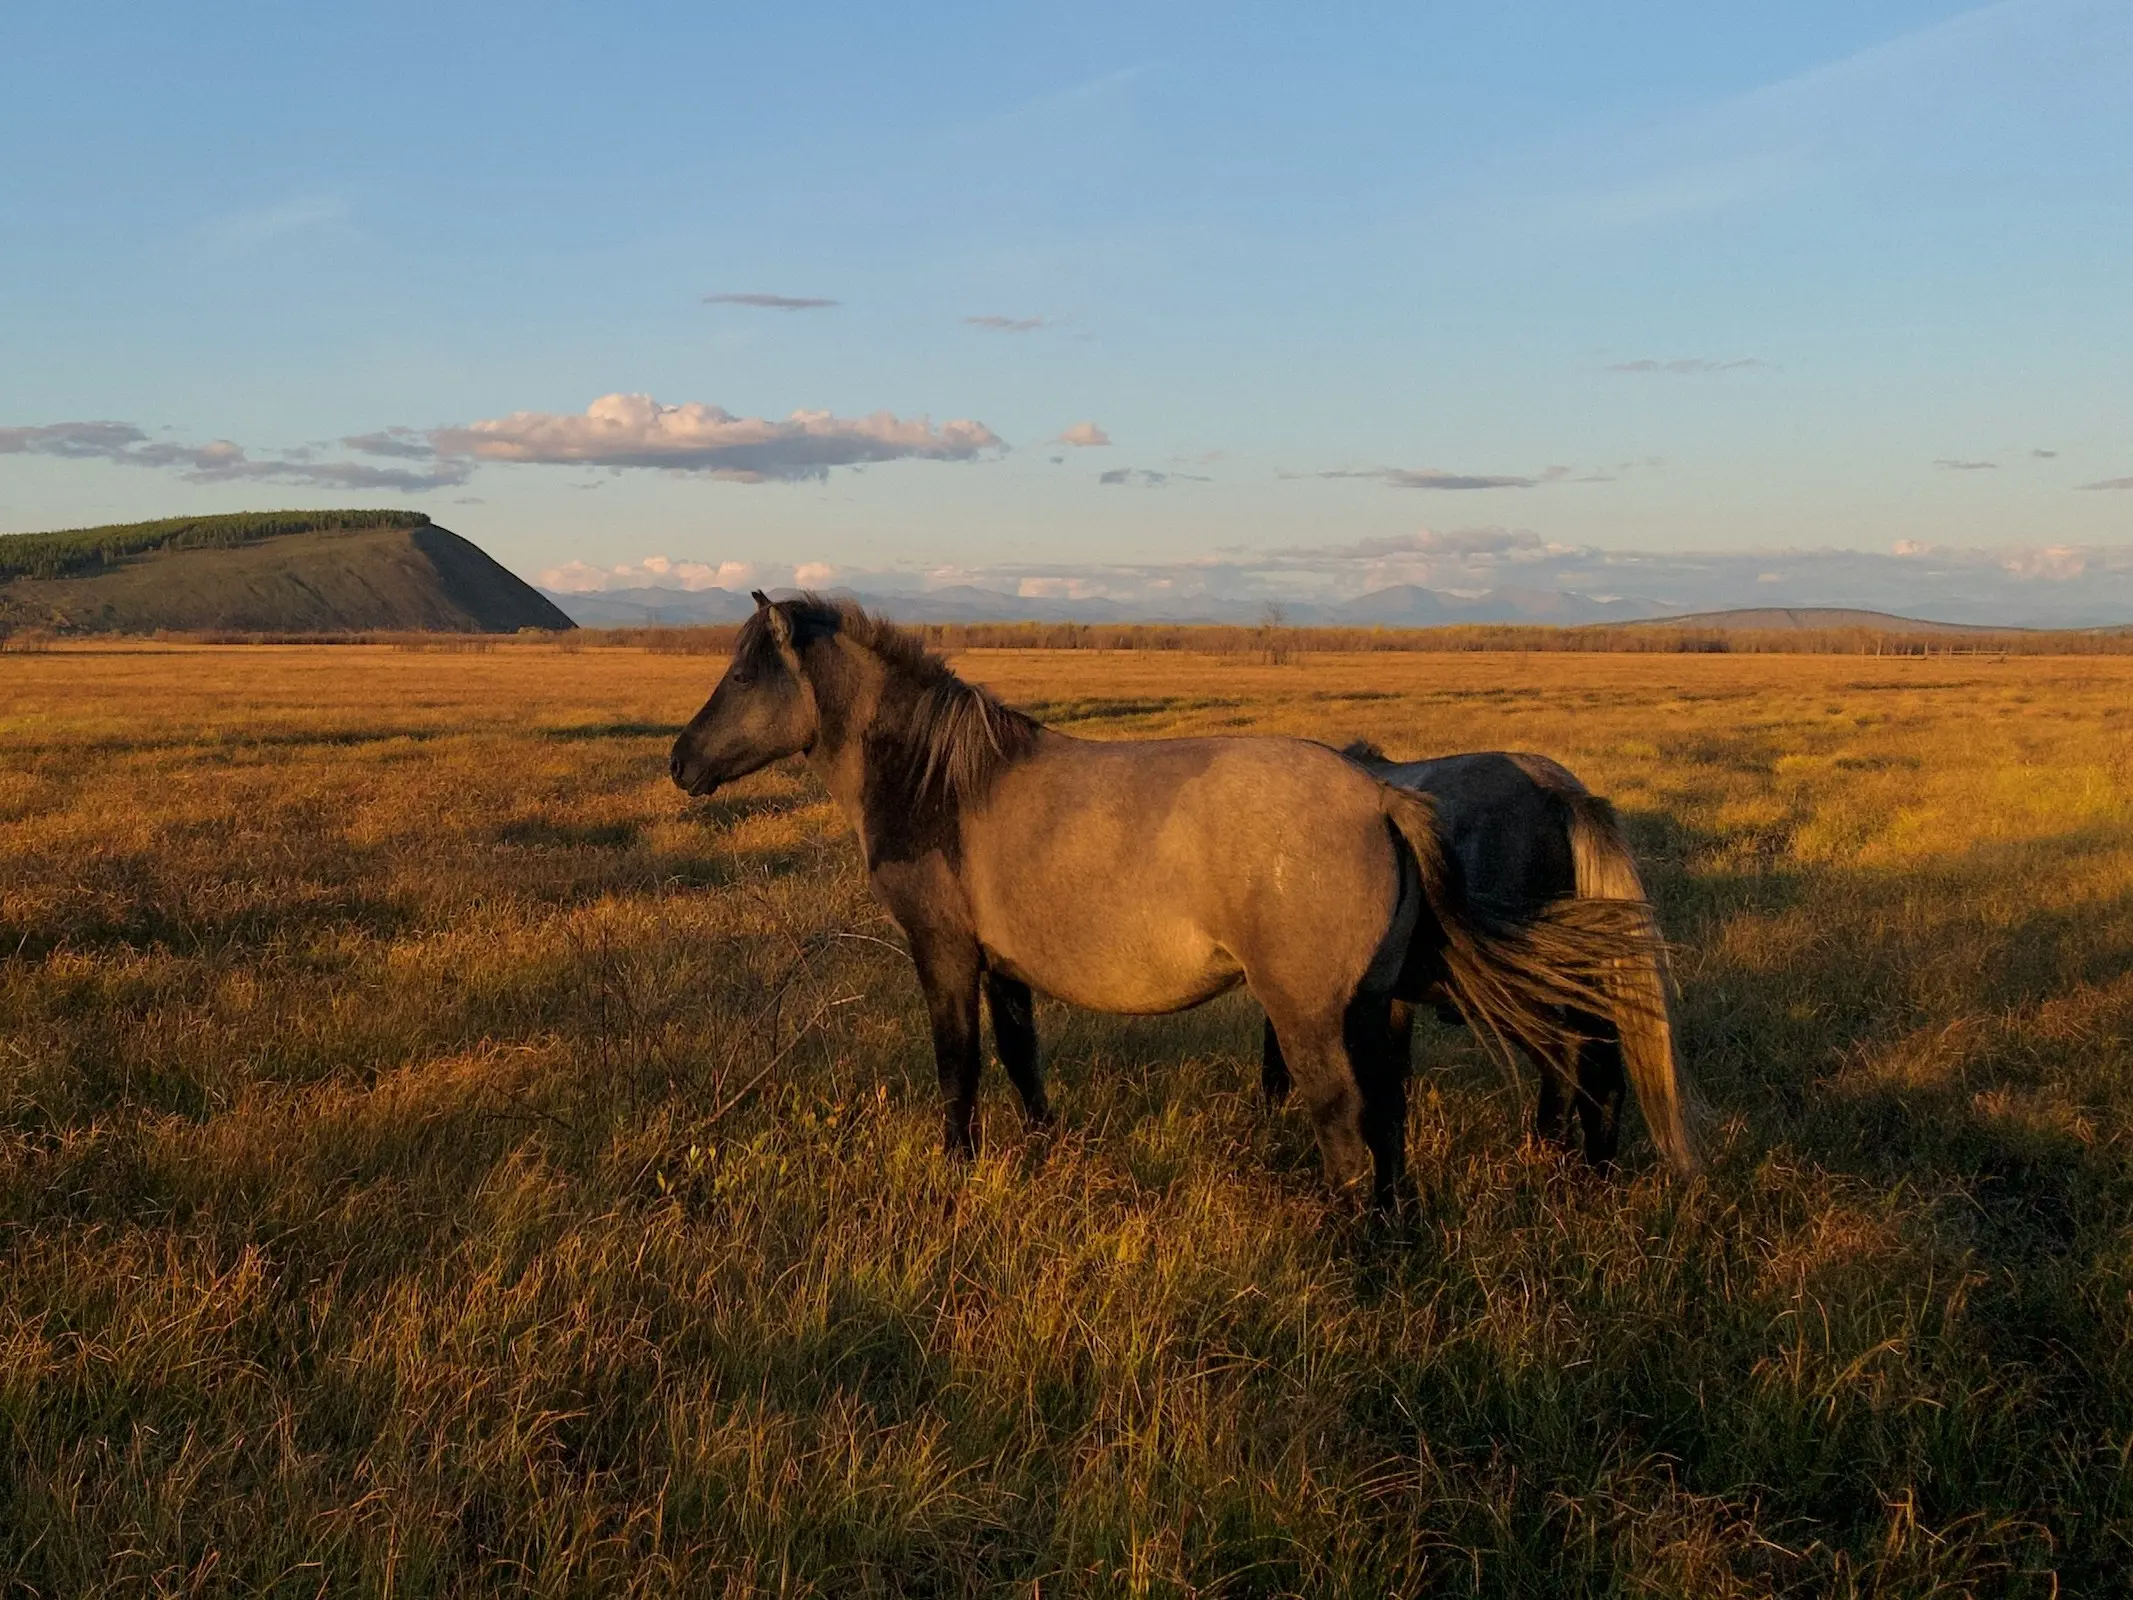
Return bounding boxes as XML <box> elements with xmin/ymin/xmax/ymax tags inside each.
<box><xmin>1016</xmin><ymin>575</ymin><xmax>1111</xmax><ymax>599</ymax></box>
<box><xmin>1055</xmin><ymin>421</ymin><xmax>1112</xmax><ymax>448</ymax></box>
<box><xmin>702</xmin><ymin>292</ymin><xmax>839</xmax><ymax>310</ymax></box>
<box><xmin>0</xmin><ymin>417</ymin><xmax>467</xmax><ymax>491</ymax></box>
<box><xmin>342</xmin><ymin>428</ymin><xmax>434</xmax><ymax>459</ymax></box>
<box><xmin>538</xmin><ymin>555</ymin><xmax>828</xmax><ymax>595</ymax></box>
<box><xmin>433</xmin><ymin>393</ymin><xmax>1003</xmax><ymax>482</ymax></box>
<box><xmin>1609</xmin><ymin>357</ymin><xmax>1770</xmax><ymax>375</ymax></box>
<box><xmin>2001</xmin><ymin>545</ymin><xmax>2087</xmax><ymax>579</ymax></box>
<box><xmin>539</xmin><ymin>533</ymin><xmax>2133</xmax><ymax>626</ymax></box>
<box><xmin>937</xmin><ymin>536</ymin><xmax>2133</xmax><ymax>621</ymax></box>
<box><xmin>193</xmin><ymin>195</ymin><xmax>350</xmax><ymax>258</ymax></box>
<box><xmin>1309</xmin><ymin>465</ymin><xmax>1594</xmax><ymax>491</ymax></box>
<box><xmin>538</xmin><ymin>561</ymin><xmax>619</xmax><ymax>594</ymax></box>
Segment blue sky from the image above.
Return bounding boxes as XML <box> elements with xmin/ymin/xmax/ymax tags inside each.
<box><xmin>3</xmin><ymin>0</ymin><xmax>2130</xmax><ymax>616</ymax></box>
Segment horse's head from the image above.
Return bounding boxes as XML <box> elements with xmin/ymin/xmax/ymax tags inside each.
<box><xmin>669</xmin><ymin>592</ymin><xmax>821</xmax><ymax>796</ymax></box>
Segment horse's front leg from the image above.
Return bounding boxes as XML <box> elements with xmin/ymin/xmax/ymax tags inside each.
<box><xmin>909</xmin><ymin>930</ymin><xmax>985</xmax><ymax>1157</ymax></box>
<box><xmin>984</xmin><ymin>972</ymin><xmax>1051</xmax><ymax>1127</ymax></box>
<box><xmin>1260</xmin><ymin>1016</ymin><xmax>1292</xmax><ymax>1105</ymax></box>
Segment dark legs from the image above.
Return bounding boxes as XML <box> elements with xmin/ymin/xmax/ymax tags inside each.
<box><xmin>912</xmin><ymin>935</ymin><xmax>984</xmax><ymax>1157</ymax></box>
<box><xmin>1272</xmin><ymin>994</ymin><xmax>1626</xmax><ymax>1179</ymax></box>
<box><xmin>1533</xmin><ymin>1045</ymin><xmax>1575</xmax><ymax>1149</ymax></box>
<box><xmin>1531</xmin><ymin>1007</ymin><xmax>1625</xmax><ymax>1169</ymax></box>
<box><xmin>984</xmin><ymin>972</ymin><xmax>1051</xmax><ymax>1127</ymax></box>
<box><xmin>1261</xmin><ymin>992</ymin><xmax>1412</xmax><ymax>1207</ymax></box>
<box><xmin>1263</xmin><ymin>1003</ymin><xmax>1411</xmax><ymax>1108</ymax></box>
<box><xmin>1347</xmin><ymin>995</ymin><xmax>1413</xmax><ymax>1209</ymax></box>
<box><xmin>1259</xmin><ymin>1016</ymin><xmax>1292</xmax><ymax>1105</ymax></box>
<box><xmin>911</xmin><ymin>940</ymin><xmax>1052</xmax><ymax>1158</ymax></box>
<box><xmin>1567</xmin><ymin>1007</ymin><xmax>1625</xmax><ymax>1170</ymax></box>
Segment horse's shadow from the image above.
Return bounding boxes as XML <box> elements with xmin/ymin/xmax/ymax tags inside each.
<box><xmin>1017</xmin><ymin>809</ymin><xmax>2132</xmax><ymax>1293</ymax></box>
<box><xmin>1642</xmin><ymin>821</ymin><xmax>2133</xmax><ymax>1280</ymax></box>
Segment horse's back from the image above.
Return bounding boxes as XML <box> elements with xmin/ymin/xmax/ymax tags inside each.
<box><xmin>960</xmin><ymin>735</ymin><xmax>1408</xmax><ymax>1012</ymax></box>
<box><xmin>1365</xmin><ymin>751</ymin><xmax>1579</xmax><ymax>909</ymax></box>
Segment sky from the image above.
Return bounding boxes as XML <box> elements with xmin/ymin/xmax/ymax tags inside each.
<box><xmin>3</xmin><ymin>0</ymin><xmax>2131</xmax><ymax>619</ymax></box>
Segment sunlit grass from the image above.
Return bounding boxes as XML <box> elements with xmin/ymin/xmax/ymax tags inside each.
<box><xmin>3</xmin><ymin>643</ymin><xmax>2130</xmax><ymax>1595</ymax></box>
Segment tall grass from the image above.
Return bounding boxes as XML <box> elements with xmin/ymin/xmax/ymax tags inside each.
<box><xmin>2</xmin><ymin>646</ymin><xmax>2130</xmax><ymax>1594</ymax></box>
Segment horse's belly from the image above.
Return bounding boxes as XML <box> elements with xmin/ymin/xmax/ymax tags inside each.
<box><xmin>981</xmin><ymin>911</ymin><xmax>1242</xmax><ymax>1015</ymax></box>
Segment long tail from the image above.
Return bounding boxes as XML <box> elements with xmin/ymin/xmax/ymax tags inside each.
<box><xmin>1381</xmin><ymin>788</ymin><xmax>1699</xmax><ymax>1175</ymax></box>
<box><xmin>1562</xmin><ymin>792</ymin><xmax>1699</xmax><ymax>1175</ymax></box>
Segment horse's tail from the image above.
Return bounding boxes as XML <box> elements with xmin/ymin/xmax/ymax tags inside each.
<box><xmin>1563</xmin><ymin>792</ymin><xmax>1699</xmax><ymax>1176</ymax></box>
<box><xmin>1381</xmin><ymin>788</ymin><xmax>1697</xmax><ymax>1174</ymax></box>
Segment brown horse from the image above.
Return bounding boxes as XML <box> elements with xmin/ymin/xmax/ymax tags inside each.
<box><xmin>1262</xmin><ymin>743</ymin><xmax>1695</xmax><ymax>1174</ymax></box>
<box><xmin>670</xmin><ymin>595</ymin><xmax>1658</xmax><ymax>1205</ymax></box>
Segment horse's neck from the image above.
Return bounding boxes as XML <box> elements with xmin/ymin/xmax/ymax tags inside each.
<box><xmin>801</xmin><ymin>641</ymin><xmax>974</xmax><ymax>870</ymax></box>
<box><xmin>799</xmin><ymin>640</ymin><xmax>896</xmax><ymax>845</ymax></box>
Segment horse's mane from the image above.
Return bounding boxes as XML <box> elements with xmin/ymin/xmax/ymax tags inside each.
<box><xmin>741</xmin><ymin>594</ymin><xmax>1041</xmax><ymax>802</ymax></box>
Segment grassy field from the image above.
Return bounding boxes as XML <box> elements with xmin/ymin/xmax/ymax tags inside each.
<box><xmin>4</xmin><ymin>642</ymin><xmax>2131</xmax><ymax>1596</ymax></box>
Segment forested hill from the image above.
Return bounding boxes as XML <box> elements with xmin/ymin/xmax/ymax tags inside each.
<box><xmin>0</xmin><ymin>511</ymin><xmax>573</xmax><ymax>634</ymax></box>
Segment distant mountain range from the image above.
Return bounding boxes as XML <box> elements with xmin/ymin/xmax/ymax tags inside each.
<box><xmin>10</xmin><ymin>509</ymin><xmax>2118</xmax><ymax>637</ymax></box>
<box><xmin>541</xmin><ymin>582</ymin><xmax>1675</xmax><ymax>629</ymax></box>
<box><xmin>1631</xmin><ymin>606</ymin><xmax>2011</xmax><ymax>633</ymax></box>
<box><xmin>545</xmin><ymin>580</ymin><xmax>2133</xmax><ymax>633</ymax></box>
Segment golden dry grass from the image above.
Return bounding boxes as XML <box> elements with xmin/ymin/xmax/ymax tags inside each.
<box><xmin>4</xmin><ymin>642</ymin><xmax>2132</xmax><ymax>1596</ymax></box>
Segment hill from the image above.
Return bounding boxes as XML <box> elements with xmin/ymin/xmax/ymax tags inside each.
<box><xmin>0</xmin><ymin>512</ymin><xmax>572</xmax><ymax>634</ymax></box>
<box><xmin>1630</xmin><ymin>606</ymin><xmax>2014</xmax><ymax>633</ymax></box>
<box><xmin>1335</xmin><ymin>584</ymin><xmax>1665</xmax><ymax>625</ymax></box>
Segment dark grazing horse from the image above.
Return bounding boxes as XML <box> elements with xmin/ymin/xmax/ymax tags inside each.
<box><xmin>670</xmin><ymin>594</ymin><xmax>1659</xmax><ymax>1205</ymax></box>
<box><xmin>1261</xmin><ymin>743</ymin><xmax>1694</xmax><ymax>1174</ymax></box>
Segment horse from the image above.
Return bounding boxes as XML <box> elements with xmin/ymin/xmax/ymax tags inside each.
<box><xmin>1261</xmin><ymin>742</ymin><xmax>1695</xmax><ymax>1174</ymax></box>
<box><xmin>669</xmin><ymin>594</ymin><xmax>1660</xmax><ymax>1206</ymax></box>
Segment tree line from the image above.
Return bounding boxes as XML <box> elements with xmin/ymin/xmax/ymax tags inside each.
<box><xmin>0</xmin><ymin>510</ymin><xmax>431</xmax><ymax>583</ymax></box>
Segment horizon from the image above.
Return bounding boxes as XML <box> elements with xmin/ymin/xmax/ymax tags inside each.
<box><xmin>4</xmin><ymin>1</ymin><xmax>2130</xmax><ymax>624</ymax></box>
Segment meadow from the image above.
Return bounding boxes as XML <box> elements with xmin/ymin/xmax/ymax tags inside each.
<box><xmin>3</xmin><ymin>641</ymin><xmax>2131</xmax><ymax>1597</ymax></box>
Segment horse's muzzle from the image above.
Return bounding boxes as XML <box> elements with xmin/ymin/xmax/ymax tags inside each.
<box><xmin>669</xmin><ymin>746</ymin><xmax>715</xmax><ymax>796</ymax></box>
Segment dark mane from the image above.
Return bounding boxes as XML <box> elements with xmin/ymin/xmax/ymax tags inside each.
<box><xmin>744</xmin><ymin>594</ymin><xmax>1041</xmax><ymax>802</ymax></box>
<box><xmin>1338</xmin><ymin>738</ymin><xmax>1391</xmax><ymax>767</ymax></box>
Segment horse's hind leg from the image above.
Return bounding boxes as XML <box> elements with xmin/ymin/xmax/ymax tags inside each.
<box><xmin>1347</xmin><ymin>993</ymin><xmax>1412</xmax><ymax>1209</ymax></box>
<box><xmin>1259</xmin><ymin>1017</ymin><xmax>1292</xmax><ymax>1106</ymax></box>
<box><xmin>1265</xmin><ymin>994</ymin><xmax>1409</xmax><ymax>1207</ymax></box>
<box><xmin>1261</xmin><ymin>1001</ymin><xmax>1370</xmax><ymax>1196</ymax></box>
<box><xmin>1264</xmin><ymin>998</ymin><xmax>1408</xmax><ymax>1112</ymax></box>
<box><xmin>984</xmin><ymin>973</ymin><xmax>1051</xmax><ymax>1127</ymax></box>
<box><xmin>1387</xmin><ymin>999</ymin><xmax>1415</xmax><ymax>1068</ymax></box>
<box><xmin>1533</xmin><ymin>1044</ymin><xmax>1577</xmax><ymax>1151</ymax></box>
<box><xmin>1568</xmin><ymin>1007</ymin><xmax>1626</xmax><ymax>1171</ymax></box>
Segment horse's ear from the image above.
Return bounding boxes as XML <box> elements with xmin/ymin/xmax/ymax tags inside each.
<box><xmin>750</xmin><ymin>589</ymin><xmax>771</xmax><ymax>609</ymax></box>
<box><xmin>764</xmin><ymin>602</ymin><xmax>793</xmax><ymax>650</ymax></box>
